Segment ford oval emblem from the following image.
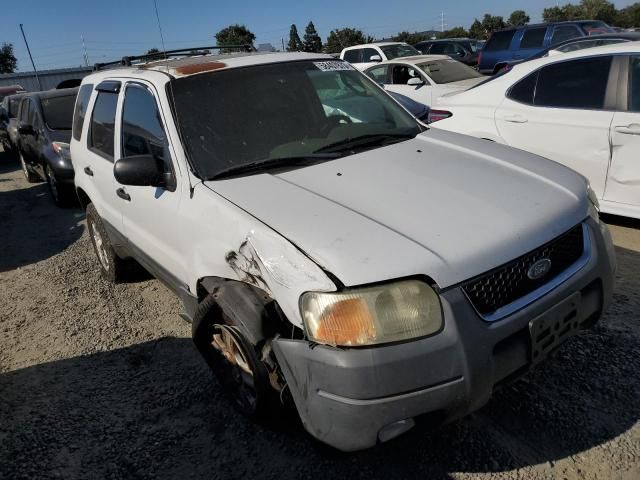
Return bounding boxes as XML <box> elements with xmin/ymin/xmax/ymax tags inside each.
<box><xmin>527</xmin><ymin>258</ymin><xmax>552</xmax><ymax>280</ymax></box>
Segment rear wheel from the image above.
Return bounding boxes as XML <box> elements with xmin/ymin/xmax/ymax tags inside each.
<box><xmin>19</xmin><ymin>152</ymin><xmax>39</xmax><ymax>183</ymax></box>
<box><xmin>86</xmin><ymin>203</ymin><xmax>126</xmax><ymax>282</ymax></box>
<box><xmin>45</xmin><ymin>163</ymin><xmax>73</xmax><ymax>207</ymax></box>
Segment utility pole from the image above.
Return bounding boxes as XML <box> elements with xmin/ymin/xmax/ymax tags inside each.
<box><xmin>440</xmin><ymin>11</ymin><xmax>446</xmax><ymax>32</ymax></box>
<box><xmin>81</xmin><ymin>35</ymin><xmax>89</xmax><ymax>67</ymax></box>
<box><xmin>281</xmin><ymin>38</ymin><xmax>285</xmax><ymax>52</ymax></box>
<box><xmin>19</xmin><ymin>23</ymin><xmax>42</xmax><ymax>90</ymax></box>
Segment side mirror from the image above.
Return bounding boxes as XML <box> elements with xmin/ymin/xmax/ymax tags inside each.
<box><xmin>114</xmin><ymin>154</ymin><xmax>175</xmax><ymax>191</ymax></box>
<box><xmin>18</xmin><ymin>123</ymin><xmax>35</xmax><ymax>135</ymax></box>
<box><xmin>407</xmin><ymin>77</ymin><xmax>424</xmax><ymax>86</ymax></box>
<box><xmin>369</xmin><ymin>54</ymin><xmax>382</xmax><ymax>62</ymax></box>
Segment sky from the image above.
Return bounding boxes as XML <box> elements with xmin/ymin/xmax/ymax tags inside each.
<box><xmin>4</xmin><ymin>0</ymin><xmax>637</xmax><ymax>73</ymax></box>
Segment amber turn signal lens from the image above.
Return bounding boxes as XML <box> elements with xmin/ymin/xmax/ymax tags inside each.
<box><xmin>315</xmin><ymin>298</ymin><xmax>376</xmax><ymax>346</ymax></box>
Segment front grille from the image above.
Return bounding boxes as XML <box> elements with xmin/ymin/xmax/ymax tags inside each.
<box><xmin>462</xmin><ymin>224</ymin><xmax>585</xmax><ymax>318</ymax></box>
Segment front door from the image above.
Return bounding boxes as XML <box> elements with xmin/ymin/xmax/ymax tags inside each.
<box><xmin>604</xmin><ymin>55</ymin><xmax>640</xmax><ymax>209</ymax></box>
<box><xmin>384</xmin><ymin>63</ymin><xmax>433</xmax><ymax>105</ymax></box>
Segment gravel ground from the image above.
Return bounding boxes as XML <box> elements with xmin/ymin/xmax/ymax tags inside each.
<box><xmin>0</xmin><ymin>148</ymin><xmax>638</xmax><ymax>480</ymax></box>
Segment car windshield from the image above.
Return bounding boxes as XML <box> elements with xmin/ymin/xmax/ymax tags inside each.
<box><xmin>417</xmin><ymin>59</ymin><xmax>483</xmax><ymax>84</ymax></box>
<box><xmin>380</xmin><ymin>44</ymin><xmax>420</xmax><ymax>60</ymax></box>
<box><xmin>8</xmin><ymin>97</ymin><xmax>22</xmax><ymax>117</ymax></box>
<box><xmin>41</xmin><ymin>94</ymin><xmax>76</xmax><ymax>130</ymax></box>
<box><xmin>170</xmin><ymin>60</ymin><xmax>421</xmax><ymax>179</ymax></box>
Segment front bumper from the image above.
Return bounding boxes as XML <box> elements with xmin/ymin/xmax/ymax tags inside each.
<box><xmin>272</xmin><ymin>218</ymin><xmax>616</xmax><ymax>451</ymax></box>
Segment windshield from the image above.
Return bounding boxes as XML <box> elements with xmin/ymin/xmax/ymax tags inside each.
<box><xmin>170</xmin><ymin>60</ymin><xmax>420</xmax><ymax>179</ymax></box>
<box><xmin>41</xmin><ymin>94</ymin><xmax>76</xmax><ymax>130</ymax></box>
<box><xmin>380</xmin><ymin>44</ymin><xmax>420</xmax><ymax>60</ymax></box>
<box><xmin>417</xmin><ymin>59</ymin><xmax>483</xmax><ymax>84</ymax></box>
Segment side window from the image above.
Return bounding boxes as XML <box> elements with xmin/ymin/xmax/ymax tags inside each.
<box><xmin>391</xmin><ymin>65</ymin><xmax>412</xmax><ymax>85</ymax></box>
<box><xmin>551</xmin><ymin>26</ymin><xmax>581</xmax><ymax>45</ymax></box>
<box><xmin>366</xmin><ymin>65</ymin><xmax>388</xmax><ymax>84</ymax></box>
<box><xmin>508</xmin><ymin>72</ymin><xmax>539</xmax><ymax>105</ymax></box>
<box><xmin>362</xmin><ymin>48</ymin><xmax>379</xmax><ymax>62</ymax></box>
<box><xmin>520</xmin><ymin>28</ymin><xmax>547</xmax><ymax>49</ymax></box>
<box><xmin>535</xmin><ymin>56</ymin><xmax>613</xmax><ymax>110</ymax></box>
<box><xmin>121</xmin><ymin>84</ymin><xmax>171</xmax><ymax>169</ymax></box>
<box><xmin>484</xmin><ymin>30</ymin><xmax>516</xmax><ymax>51</ymax></box>
<box><xmin>430</xmin><ymin>43</ymin><xmax>448</xmax><ymax>54</ymax></box>
<box><xmin>89</xmin><ymin>91</ymin><xmax>118</xmax><ymax>160</ymax></box>
<box><xmin>19</xmin><ymin>99</ymin><xmax>30</xmax><ymax>123</ymax></box>
<box><xmin>630</xmin><ymin>56</ymin><xmax>640</xmax><ymax>112</ymax></box>
<box><xmin>28</xmin><ymin>100</ymin><xmax>42</xmax><ymax>129</ymax></box>
<box><xmin>343</xmin><ymin>49</ymin><xmax>361</xmax><ymax>63</ymax></box>
<box><xmin>73</xmin><ymin>84</ymin><xmax>93</xmax><ymax>141</ymax></box>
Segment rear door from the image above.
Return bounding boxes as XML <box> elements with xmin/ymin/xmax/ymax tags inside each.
<box><xmin>495</xmin><ymin>55</ymin><xmax>615</xmax><ymax>199</ymax></box>
<box><xmin>605</xmin><ymin>55</ymin><xmax>640</xmax><ymax>209</ymax></box>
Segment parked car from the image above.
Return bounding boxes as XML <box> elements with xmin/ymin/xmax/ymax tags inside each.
<box><xmin>15</xmin><ymin>87</ymin><xmax>78</xmax><ymax>205</ymax></box>
<box><xmin>0</xmin><ymin>85</ymin><xmax>26</xmax><ymax>102</ymax></box>
<box><xmin>387</xmin><ymin>90</ymin><xmax>430</xmax><ymax>122</ymax></box>
<box><xmin>364</xmin><ymin>55</ymin><xmax>485</xmax><ymax>106</ymax></box>
<box><xmin>0</xmin><ymin>92</ymin><xmax>28</xmax><ymax>155</ymax></box>
<box><xmin>340</xmin><ymin>42</ymin><xmax>421</xmax><ymax>70</ymax></box>
<box><xmin>479</xmin><ymin>20</ymin><xmax>614</xmax><ymax>74</ymax></box>
<box><xmin>72</xmin><ymin>51</ymin><xmax>614</xmax><ymax>452</ymax></box>
<box><xmin>432</xmin><ymin>42</ymin><xmax>640</xmax><ymax>220</ymax></box>
<box><xmin>414</xmin><ymin>38</ymin><xmax>484</xmax><ymax>66</ymax></box>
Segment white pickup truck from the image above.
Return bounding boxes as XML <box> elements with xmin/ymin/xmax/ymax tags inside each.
<box><xmin>71</xmin><ymin>51</ymin><xmax>615</xmax><ymax>451</ymax></box>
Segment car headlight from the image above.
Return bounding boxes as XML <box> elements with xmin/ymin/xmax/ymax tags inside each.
<box><xmin>300</xmin><ymin>280</ymin><xmax>443</xmax><ymax>347</ymax></box>
<box><xmin>587</xmin><ymin>184</ymin><xmax>600</xmax><ymax>222</ymax></box>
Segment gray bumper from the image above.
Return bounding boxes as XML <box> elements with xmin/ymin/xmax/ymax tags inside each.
<box><xmin>273</xmin><ymin>218</ymin><xmax>616</xmax><ymax>451</ymax></box>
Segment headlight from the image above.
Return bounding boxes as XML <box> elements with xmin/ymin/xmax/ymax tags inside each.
<box><xmin>300</xmin><ymin>280</ymin><xmax>442</xmax><ymax>347</ymax></box>
<box><xmin>587</xmin><ymin>184</ymin><xmax>600</xmax><ymax>222</ymax></box>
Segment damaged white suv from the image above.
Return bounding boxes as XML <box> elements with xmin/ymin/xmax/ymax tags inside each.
<box><xmin>71</xmin><ymin>51</ymin><xmax>616</xmax><ymax>451</ymax></box>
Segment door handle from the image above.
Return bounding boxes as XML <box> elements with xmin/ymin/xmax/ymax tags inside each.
<box><xmin>116</xmin><ymin>188</ymin><xmax>131</xmax><ymax>201</ymax></box>
<box><xmin>83</xmin><ymin>166</ymin><xmax>93</xmax><ymax>176</ymax></box>
<box><xmin>614</xmin><ymin>124</ymin><xmax>640</xmax><ymax>136</ymax></box>
<box><xmin>502</xmin><ymin>114</ymin><xmax>528</xmax><ymax>123</ymax></box>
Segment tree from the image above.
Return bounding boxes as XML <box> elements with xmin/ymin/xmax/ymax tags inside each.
<box><xmin>616</xmin><ymin>2</ymin><xmax>640</xmax><ymax>28</ymax></box>
<box><xmin>0</xmin><ymin>43</ymin><xmax>17</xmax><ymax>74</ymax></box>
<box><xmin>392</xmin><ymin>31</ymin><xmax>430</xmax><ymax>44</ymax></box>
<box><xmin>145</xmin><ymin>47</ymin><xmax>162</xmax><ymax>61</ymax></box>
<box><xmin>324</xmin><ymin>28</ymin><xmax>368</xmax><ymax>54</ymax></box>
<box><xmin>437</xmin><ymin>27</ymin><xmax>469</xmax><ymax>39</ymax></box>
<box><xmin>303</xmin><ymin>21</ymin><xmax>323</xmax><ymax>53</ymax></box>
<box><xmin>287</xmin><ymin>24</ymin><xmax>303</xmax><ymax>51</ymax></box>
<box><xmin>215</xmin><ymin>24</ymin><xmax>256</xmax><ymax>52</ymax></box>
<box><xmin>508</xmin><ymin>10</ymin><xmax>530</xmax><ymax>27</ymax></box>
<box><xmin>468</xmin><ymin>19</ymin><xmax>484</xmax><ymax>39</ymax></box>
<box><xmin>580</xmin><ymin>0</ymin><xmax>617</xmax><ymax>24</ymax></box>
<box><xmin>542</xmin><ymin>3</ymin><xmax>585</xmax><ymax>22</ymax></box>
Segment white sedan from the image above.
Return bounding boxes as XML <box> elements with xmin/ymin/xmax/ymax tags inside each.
<box><xmin>432</xmin><ymin>42</ymin><xmax>640</xmax><ymax>220</ymax></box>
<box><xmin>364</xmin><ymin>55</ymin><xmax>486</xmax><ymax>107</ymax></box>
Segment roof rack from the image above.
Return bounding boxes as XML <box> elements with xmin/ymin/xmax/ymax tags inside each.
<box><xmin>93</xmin><ymin>44</ymin><xmax>256</xmax><ymax>71</ymax></box>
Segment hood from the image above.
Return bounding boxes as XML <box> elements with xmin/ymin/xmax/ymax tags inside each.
<box><xmin>206</xmin><ymin>128</ymin><xmax>588</xmax><ymax>289</ymax></box>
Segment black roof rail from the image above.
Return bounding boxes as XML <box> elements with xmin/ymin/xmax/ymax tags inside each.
<box><xmin>93</xmin><ymin>44</ymin><xmax>256</xmax><ymax>71</ymax></box>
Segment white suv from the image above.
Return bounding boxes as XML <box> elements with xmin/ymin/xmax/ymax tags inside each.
<box><xmin>71</xmin><ymin>51</ymin><xmax>616</xmax><ymax>451</ymax></box>
<box><xmin>340</xmin><ymin>42</ymin><xmax>421</xmax><ymax>70</ymax></box>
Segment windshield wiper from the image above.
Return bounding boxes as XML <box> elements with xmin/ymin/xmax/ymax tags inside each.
<box><xmin>209</xmin><ymin>153</ymin><xmax>340</xmax><ymax>180</ymax></box>
<box><xmin>313</xmin><ymin>133</ymin><xmax>417</xmax><ymax>154</ymax></box>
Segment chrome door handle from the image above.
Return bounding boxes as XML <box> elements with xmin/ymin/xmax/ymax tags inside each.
<box><xmin>614</xmin><ymin>124</ymin><xmax>640</xmax><ymax>136</ymax></box>
<box><xmin>116</xmin><ymin>188</ymin><xmax>131</xmax><ymax>201</ymax></box>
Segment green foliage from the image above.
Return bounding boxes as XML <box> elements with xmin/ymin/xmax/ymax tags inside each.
<box><xmin>436</xmin><ymin>27</ymin><xmax>469</xmax><ymax>39</ymax></box>
<box><xmin>392</xmin><ymin>31</ymin><xmax>430</xmax><ymax>44</ymax></box>
<box><xmin>215</xmin><ymin>24</ymin><xmax>256</xmax><ymax>53</ymax></box>
<box><xmin>303</xmin><ymin>21</ymin><xmax>323</xmax><ymax>53</ymax></box>
<box><xmin>0</xmin><ymin>43</ymin><xmax>17</xmax><ymax>74</ymax></box>
<box><xmin>468</xmin><ymin>19</ymin><xmax>484</xmax><ymax>39</ymax></box>
<box><xmin>507</xmin><ymin>10</ymin><xmax>530</xmax><ymax>27</ymax></box>
<box><xmin>467</xmin><ymin>14</ymin><xmax>505</xmax><ymax>40</ymax></box>
<box><xmin>324</xmin><ymin>28</ymin><xmax>368</xmax><ymax>54</ymax></box>
<box><xmin>542</xmin><ymin>0</ymin><xmax>616</xmax><ymax>23</ymax></box>
<box><xmin>616</xmin><ymin>2</ymin><xmax>640</xmax><ymax>28</ymax></box>
<box><xmin>287</xmin><ymin>24</ymin><xmax>303</xmax><ymax>51</ymax></box>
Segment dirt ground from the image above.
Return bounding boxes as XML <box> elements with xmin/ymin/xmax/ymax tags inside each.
<box><xmin>0</xmin><ymin>147</ymin><xmax>638</xmax><ymax>480</ymax></box>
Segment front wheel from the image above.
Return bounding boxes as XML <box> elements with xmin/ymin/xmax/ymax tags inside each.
<box><xmin>45</xmin><ymin>163</ymin><xmax>73</xmax><ymax>207</ymax></box>
<box><xmin>86</xmin><ymin>203</ymin><xmax>126</xmax><ymax>282</ymax></box>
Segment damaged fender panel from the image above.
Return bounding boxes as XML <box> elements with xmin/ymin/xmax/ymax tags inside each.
<box><xmin>223</xmin><ymin>229</ymin><xmax>336</xmax><ymax>328</ymax></box>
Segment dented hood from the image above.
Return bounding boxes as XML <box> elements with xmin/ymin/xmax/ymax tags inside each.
<box><xmin>205</xmin><ymin>128</ymin><xmax>589</xmax><ymax>289</ymax></box>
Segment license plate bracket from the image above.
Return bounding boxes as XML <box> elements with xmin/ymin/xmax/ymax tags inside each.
<box><xmin>529</xmin><ymin>292</ymin><xmax>582</xmax><ymax>364</ymax></box>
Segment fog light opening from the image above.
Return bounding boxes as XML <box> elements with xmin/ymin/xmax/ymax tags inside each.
<box><xmin>378</xmin><ymin>418</ymin><xmax>416</xmax><ymax>443</ymax></box>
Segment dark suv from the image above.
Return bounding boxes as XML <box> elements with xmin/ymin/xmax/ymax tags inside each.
<box><xmin>0</xmin><ymin>92</ymin><xmax>27</xmax><ymax>156</ymax></box>
<box><xmin>479</xmin><ymin>20</ymin><xmax>614</xmax><ymax>74</ymax></box>
<box><xmin>414</xmin><ymin>38</ymin><xmax>483</xmax><ymax>66</ymax></box>
<box><xmin>16</xmin><ymin>88</ymin><xmax>78</xmax><ymax>205</ymax></box>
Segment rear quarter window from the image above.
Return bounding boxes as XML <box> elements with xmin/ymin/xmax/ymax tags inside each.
<box><xmin>485</xmin><ymin>30</ymin><xmax>516</xmax><ymax>51</ymax></box>
<box><xmin>73</xmin><ymin>84</ymin><xmax>93</xmax><ymax>141</ymax></box>
<box><xmin>520</xmin><ymin>28</ymin><xmax>547</xmax><ymax>49</ymax></box>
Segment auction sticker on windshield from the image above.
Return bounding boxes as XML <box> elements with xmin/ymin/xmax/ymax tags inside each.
<box><xmin>314</xmin><ymin>61</ymin><xmax>354</xmax><ymax>71</ymax></box>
